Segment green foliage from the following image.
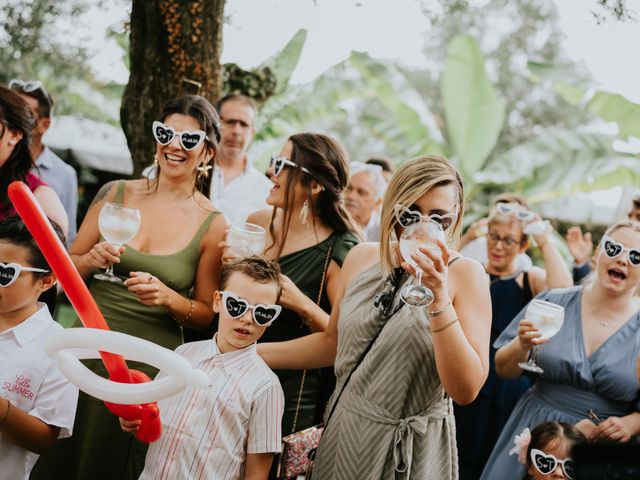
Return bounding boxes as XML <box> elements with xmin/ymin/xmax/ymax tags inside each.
<box><xmin>258</xmin><ymin>29</ymin><xmax>307</xmax><ymax>96</ymax></box>
<box><xmin>221</xmin><ymin>63</ymin><xmax>276</xmax><ymax>105</ymax></box>
<box><xmin>441</xmin><ymin>34</ymin><xmax>505</xmax><ymax>179</ymax></box>
<box><xmin>476</xmin><ymin>131</ymin><xmax>640</xmax><ymax>201</ymax></box>
<box><xmin>588</xmin><ymin>92</ymin><xmax>640</xmax><ymax>140</ymax></box>
<box><xmin>0</xmin><ymin>0</ymin><xmax>123</xmax><ymax>124</ymax></box>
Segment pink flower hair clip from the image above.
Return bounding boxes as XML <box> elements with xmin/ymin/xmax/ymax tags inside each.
<box><xmin>508</xmin><ymin>427</ymin><xmax>531</xmax><ymax>465</ymax></box>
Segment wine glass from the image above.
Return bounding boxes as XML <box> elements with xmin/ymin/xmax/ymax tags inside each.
<box><xmin>94</xmin><ymin>202</ymin><xmax>141</xmax><ymax>283</ymax></box>
<box><xmin>399</xmin><ymin>220</ymin><xmax>445</xmax><ymax>307</ymax></box>
<box><xmin>227</xmin><ymin>223</ymin><xmax>266</xmax><ymax>258</ymax></box>
<box><xmin>518</xmin><ymin>299</ymin><xmax>565</xmax><ymax>374</ymax></box>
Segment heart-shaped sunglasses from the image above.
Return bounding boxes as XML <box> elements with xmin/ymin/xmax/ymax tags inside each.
<box><xmin>393</xmin><ymin>204</ymin><xmax>458</xmax><ymax>231</ymax></box>
<box><xmin>601</xmin><ymin>235</ymin><xmax>640</xmax><ymax>266</ymax></box>
<box><xmin>495</xmin><ymin>203</ymin><xmax>536</xmax><ymax>221</ymax></box>
<box><xmin>221</xmin><ymin>291</ymin><xmax>282</xmax><ymax>326</ymax></box>
<box><xmin>0</xmin><ymin>262</ymin><xmax>50</xmax><ymax>288</ymax></box>
<box><xmin>152</xmin><ymin>121</ymin><xmax>206</xmax><ymax>151</ymax></box>
<box><xmin>269</xmin><ymin>153</ymin><xmax>311</xmax><ymax>177</ymax></box>
<box><xmin>530</xmin><ymin>448</ymin><xmax>574</xmax><ymax>479</ymax></box>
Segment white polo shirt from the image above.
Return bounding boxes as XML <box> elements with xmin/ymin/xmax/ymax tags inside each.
<box><xmin>0</xmin><ymin>304</ymin><xmax>79</xmax><ymax>480</ymax></box>
<box><xmin>210</xmin><ymin>161</ymin><xmax>272</xmax><ymax>225</ymax></box>
<box><xmin>140</xmin><ymin>337</ymin><xmax>284</xmax><ymax>480</ymax></box>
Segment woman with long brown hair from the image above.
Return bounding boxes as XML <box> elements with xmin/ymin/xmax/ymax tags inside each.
<box><xmin>31</xmin><ymin>95</ymin><xmax>228</xmax><ymax>480</ymax></box>
<box><xmin>245</xmin><ymin>132</ymin><xmax>359</xmax><ymax>437</ymax></box>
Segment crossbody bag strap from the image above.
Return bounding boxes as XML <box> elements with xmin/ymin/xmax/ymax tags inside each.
<box><xmin>324</xmin><ymin>268</ymin><xmax>407</xmax><ymax>429</ymax></box>
<box><xmin>289</xmin><ymin>236</ymin><xmax>335</xmax><ymax>434</ymax></box>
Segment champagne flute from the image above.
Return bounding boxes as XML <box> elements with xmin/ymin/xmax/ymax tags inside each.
<box><xmin>518</xmin><ymin>299</ymin><xmax>565</xmax><ymax>374</ymax></box>
<box><xmin>399</xmin><ymin>220</ymin><xmax>445</xmax><ymax>307</ymax></box>
<box><xmin>227</xmin><ymin>223</ymin><xmax>266</xmax><ymax>258</ymax></box>
<box><xmin>94</xmin><ymin>202</ymin><xmax>141</xmax><ymax>283</ymax></box>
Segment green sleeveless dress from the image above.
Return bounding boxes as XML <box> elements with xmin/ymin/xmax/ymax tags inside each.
<box><xmin>31</xmin><ymin>181</ymin><xmax>220</xmax><ymax>480</ymax></box>
<box><xmin>259</xmin><ymin>231</ymin><xmax>359</xmax><ymax>437</ymax></box>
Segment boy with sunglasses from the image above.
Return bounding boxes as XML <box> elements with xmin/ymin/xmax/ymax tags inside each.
<box><xmin>120</xmin><ymin>256</ymin><xmax>284</xmax><ymax>480</ymax></box>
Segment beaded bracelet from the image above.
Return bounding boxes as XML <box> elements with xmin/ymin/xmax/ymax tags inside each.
<box><xmin>0</xmin><ymin>399</ymin><xmax>11</xmax><ymax>427</ymax></box>
<box><xmin>429</xmin><ymin>317</ymin><xmax>459</xmax><ymax>334</ymax></box>
<box><xmin>428</xmin><ymin>302</ymin><xmax>452</xmax><ymax>318</ymax></box>
<box><xmin>173</xmin><ymin>299</ymin><xmax>194</xmax><ymax>326</ymax></box>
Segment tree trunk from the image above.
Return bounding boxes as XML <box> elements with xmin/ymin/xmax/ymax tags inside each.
<box><xmin>121</xmin><ymin>0</ymin><xmax>225</xmax><ymax>176</ymax></box>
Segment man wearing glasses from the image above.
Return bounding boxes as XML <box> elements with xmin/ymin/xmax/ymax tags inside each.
<box><xmin>210</xmin><ymin>94</ymin><xmax>272</xmax><ymax>225</ymax></box>
<box><xmin>9</xmin><ymin>80</ymin><xmax>78</xmax><ymax>244</ymax></box>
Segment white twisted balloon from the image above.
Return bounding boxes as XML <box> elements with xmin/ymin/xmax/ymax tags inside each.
<box><xmin>45</xmin><ymin>328</ymin><xmax>210</xmax><ymax>404</ymax></box>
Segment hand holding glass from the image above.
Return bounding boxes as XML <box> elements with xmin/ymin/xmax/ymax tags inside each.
<box><xmin>94</xmin><ymin>202</ymin><xmax>141</xmax><ymax>283</ymax></box>
<box><xmin>518</xmin><ymin>299</ymin><xmax>565</xmax><ymax>374</ymax></box>
<box><xmin>399</xmin><ymin>220</ymin><xmax>445</xmax><ymax>307</ymax></box>
<box><xmin>226</xmin><ymin>223</ymin><xmax>266</xmax><ymax>258</ymax></box>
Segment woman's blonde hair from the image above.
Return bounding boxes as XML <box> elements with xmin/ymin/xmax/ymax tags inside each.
<box><xmin>378</xmin><ymin>155</ymin><xmax>464</xmax><ymax>274</ymax></box>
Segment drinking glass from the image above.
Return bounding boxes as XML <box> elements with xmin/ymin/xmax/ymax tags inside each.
<box><xmin>94</xmin><ymin>202</ymin><xmax>141</xmax><ymax>283</ymax></box>
<box><xmin>227</xmin><ymin>223</ymin><xmax>266</xmax><ymax>258</ymax></box>
<box><xmin>399</xmin><ymin>220</ymin><xmax>445</xmax><ymax>307</ymax></box>
<box><xmin>518</xmin><ymin>299</ymin><xmax>565</xmax><ymax>374</ymax></box>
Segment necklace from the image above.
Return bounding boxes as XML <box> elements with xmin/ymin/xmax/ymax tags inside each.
<box><xmin>600</xmin><ymin>320</ymin><xmax>609</xmax><ymax>327</ymax></box>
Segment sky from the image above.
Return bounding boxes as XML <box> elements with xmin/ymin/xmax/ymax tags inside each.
<box><xmin>83</xmin><ymin>0</ymin><xmax>640</xmax><ymax>103</ymax></box>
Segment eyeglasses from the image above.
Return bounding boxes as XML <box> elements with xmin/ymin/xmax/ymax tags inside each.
<box><xmin>393</xmin><ymin>204</ymin><xmax>458</xmax><ymax>231</ymax></box>
<box><xmin>530</xmin><ymin>449</ymin><xmax>575</xmax><ymax>479</ymax></box>
<box><xmin>9</xmin><ymin>79</ymin><xmax>49</xmax><ymax>98</ymax></box>
<box><xmin>0</xmin><ymin>262</ymin><xmax>50</xmax><ymax>288</ymax></box>
<box><xmin>221</xmin><ymin>291</ymin><xmax>282</xmax><ymax>326</ymax></box>
<box><xmin>152</xmin><ymin>121</ymin><xmax>206</xmax><ymax>151</ymax></box>
<box><xmin>495</xmin><ymin>203</ymin><xmax>535</xmax><ymax>221</ymax></box>
<box><xmin>601</xmin><ymin>235</ymin><xmax>640</xmax><ymax>266</ymax></box>
<box><xmin>487</xmin><ymin>232</ymin><xmax>521</xmax><ymax>249</ymax></box>
<box><xmin>269</xmin><ymin>153</ymin><xmax>311</xmax><ymax>177</ymax></box>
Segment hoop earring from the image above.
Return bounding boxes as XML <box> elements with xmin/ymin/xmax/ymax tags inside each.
<box><xmin>196</xmin><ymin>163</ymin><xmax>212</xmax><ymax>179</ymax></box>
<box><xmin>299</xmin><ymin>200</ymin><xmax>309</xmax><ymax>225</ymax></box>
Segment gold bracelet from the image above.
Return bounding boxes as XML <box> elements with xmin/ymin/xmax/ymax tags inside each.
<box><xmin>173</xmin><ymin>299</ymin><xmax>194</xmax><ymax>326</ymax></box>
<box><xmin>0</xmin><ymin>399</ymin><xmax>11</xmax><ymax>427</ymax></box>
<box><xmin>428</xmin><ymin>302</ymin><xmax>452</xmax><ymax>318</ymax></box>
<box><xmin>429</xmin><ymin>317</ymin><xmax>459</xmax><ymax>334</ymax></box>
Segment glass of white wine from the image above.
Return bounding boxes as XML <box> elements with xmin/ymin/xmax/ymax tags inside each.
<box><xmin>399</xmin><ymin>220</ymin><xmax>445</xmax><ymax>307</ymax></box>
<box><xmin>227</xmin><ymin>223</ymin><xmax>266</xmax><ymax>258</ymax></box>
<box><xmin>94</xmin><ymin>202</ymin><xmax>141</xmax><ymax>283</ymax></box>
<box><xmin>518</xmin><ymin>299</ymin><xmax>565</xmax><ymax>374</ymax></box>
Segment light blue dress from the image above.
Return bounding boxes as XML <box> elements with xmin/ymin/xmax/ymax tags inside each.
<box><xmin>480</xmin><ymin>286</ymin><xmax>640</xmax><ymax>480</ymax></box>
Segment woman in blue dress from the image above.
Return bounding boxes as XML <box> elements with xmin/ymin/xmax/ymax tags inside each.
<box><xmin>455</xmin><ymin>205</ymin><xmax>572</xmax><ymax>480</ymax></box>
<box><xmin>481</xmin><ymin>221</ymin><xmax>640</xmax><ymax>479</ymax></box>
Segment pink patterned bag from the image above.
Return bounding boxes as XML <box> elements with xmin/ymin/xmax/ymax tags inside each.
<box><xmin>277</xmin><ymin>424</ymin><xmax>324</xmax><ymax>479</ymax></box>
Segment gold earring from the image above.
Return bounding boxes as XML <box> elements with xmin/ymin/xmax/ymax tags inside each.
<box><xmin>299</xmin><ymin>200</ymin><xmax>309</xmax><ymax>225</ymax></box>
<box><xmin>196</xmin><ymin>163</ymin><xmax>212</xmax><ymax>178</ymax></box>
<box><xmin>153</xmin><ymin>155</ymin><xmax>158</xmax><ymax>169</ymax></box>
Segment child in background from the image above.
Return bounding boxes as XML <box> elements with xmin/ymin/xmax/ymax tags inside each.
<box><xmin>510</xmin><ymin>421</ymin><xmax>586</xmax><ymax>480</ymax></box>
<box><xmin>121</xmin><ymin>256</ymin><xmax>285</xmax><ymax>480</ymax></box>
<box><xmin>0</xmin><ymin>216</ymin><xmax>78</xmax><ymax>480</ymax></box>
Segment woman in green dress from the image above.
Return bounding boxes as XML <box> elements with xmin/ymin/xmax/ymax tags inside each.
<box><xmin>245</xmin><ymin>133</ymin><xmax>359</xmax><ymax>437</ymax></box>
<box><xmin>31</xmin><ymin>95</ymin><xmax>228</xmax><ymax>480</ymax></box>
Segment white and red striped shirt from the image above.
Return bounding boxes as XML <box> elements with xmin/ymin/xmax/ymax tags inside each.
<box><xmin>140</xmin><ymin>337</ymin><xmax>284</xmax><ymax>480</ymax></box>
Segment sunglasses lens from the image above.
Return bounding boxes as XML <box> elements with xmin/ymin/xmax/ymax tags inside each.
<box><xmin>533</xmin><ymin>452</ymin><xmax>556</xmax><ymax>474</ymax></box>
<box><xmin>153</xmin><ymin>123</ymin><xmax>174</xmax><ymax>145</ymax></box>
<box><xmin>180</xmin><ymin>132</ymin><xmax>203</xmax><ymax>150</ymax></box>
<box><xmin>563</xmin><ymin>460</ymin><xmax>575</xmax><ymax>479</ymax></box>
<box><xmin>438</xmin><ymin>217</ymin><xmax>453</xmax><ymax>231</ymax></box>
<box><xmin>253</xmin><ymin>305</ymin><xmax>278</xmax><ymax>325</ymax></box>
<box><xmin>224</xmin><ymin>295</ymin><xmax>248</xmax><ymax>318</ymax></box>
<box><xmin>604</xmin><ymin>240</ymin><xmax>622</xmax><ymax>258</ymax></box>
<box><xmin>0</xmin><ymin>263</ymin><xmax>18</xmax><ymax>287</ymax></box>
<box><xmin>274</xmin><ymin>158</ymin><xmax>284</xmax><ymax>176</ymax></box>
<box><xmin>629</xmin><ymin>249</ymin><xmax>640</xmax><ymax>266</ymax></box>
